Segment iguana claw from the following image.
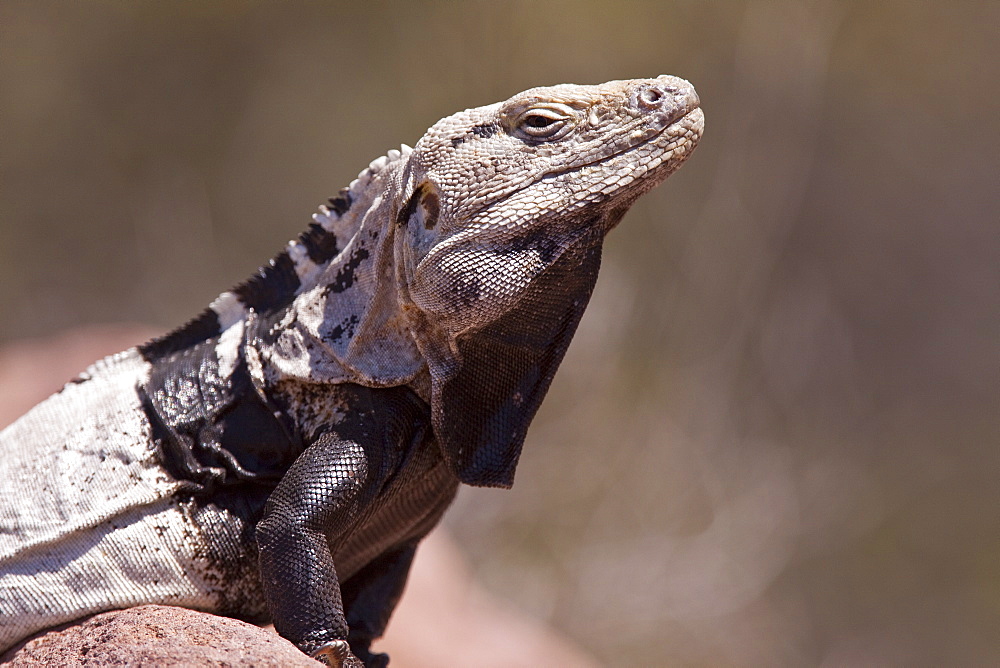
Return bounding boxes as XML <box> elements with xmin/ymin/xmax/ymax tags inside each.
<box><xmin>312</xmin><ymin>640</ymin><xmax>365</xmax><ymax>667</ymax></box>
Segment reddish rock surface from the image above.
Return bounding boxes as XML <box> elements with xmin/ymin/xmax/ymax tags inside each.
<box><xmin>0</xmin><ymin>605</ymin><xmax>319</xmax><ymax>667</ymax></box>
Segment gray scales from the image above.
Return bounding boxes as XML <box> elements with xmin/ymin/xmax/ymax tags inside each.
<box><xmin>0</xmin><ymin>76</ymin><xmax>703</xmax><ymax>667</ymax></box>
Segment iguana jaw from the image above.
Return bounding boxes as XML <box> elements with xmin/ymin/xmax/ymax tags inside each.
<box><xmin>493</xmin><ymin>104</ymin><xmax>705</xmax><ymax>224</ymax></box>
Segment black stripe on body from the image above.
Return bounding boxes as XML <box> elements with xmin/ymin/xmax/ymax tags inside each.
<box><xmin>233</xmin><ymin>251</ymin><xmax>301</xmax><ymax>314</ymax></box>
<box><xmin>140</xmin><ymin>251</ymin><xmax>301</xmax><ymax>362</ymax></box>
<box><xmin>139</xmin><ymin>189</ymin><xmax>356</xmax><ymax>362</ymax></box>
<box><xmin>300</xmin><ymin>223</ymin><xmax>341</xmax><ymax>264</ymax></box>
<box><xmin>328</xmin><ymin>189</ymin><xmax>352</xmax><ymax>216</ymax></box>
<box><xmin>139</xmin><ymin>308</ymin><xmax>221</xmax><ymax>361</ymax></box>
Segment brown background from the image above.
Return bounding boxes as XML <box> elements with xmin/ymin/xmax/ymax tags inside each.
<box><xmin>1</xmin><ymin>2</ymin><xmax>997</xmax><ymax>665</ymax></box>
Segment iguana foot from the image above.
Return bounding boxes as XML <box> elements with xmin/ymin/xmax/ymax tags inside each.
<box><xmin>312</xmin><ymin>640</ymin><xmax>365</xmax><ymax>667</ymax></box>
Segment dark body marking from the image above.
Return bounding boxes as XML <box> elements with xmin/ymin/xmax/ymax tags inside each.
<box><xmin>141</xmin><ymin>336</ymin><xmax>301</xmax><ymax>493</ymax></box>
<box><xmin>301</xmin><ymin>223</ymin><xmax>341</xmax><ymax>264</ymax></box>
<box><xmin>139</xmin><ymin>308</ymin><xmax>221</xmax><ymax>361</ymax></box>
<box><xmin>139</xmin><ymin>325</ymin><xmax>459</xmax><ymax>656</ymax></box>
<box><xmin>233</xmin><ymin>252</ymin><xmax>301</xmax><ymax>313</ymax></box>
<box><xmin>328</xmin><ymin>190</ymin><xmax>352</xmax><ymax>216</ymax></box>
<box><xmin>323</xmin><ymin>247</ymin><xmax>370</xmax><ymax>296</ymax></box>
<box><xmin>470</xmin><ymin>123</ymin><xmax>498</xmax><ymax>138</ymax></box>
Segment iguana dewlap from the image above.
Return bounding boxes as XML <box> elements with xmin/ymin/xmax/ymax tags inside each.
<box><xmin>0</xmin><ymin>76</ymin><xmax>702</xmax><ymax>667</ymax></box>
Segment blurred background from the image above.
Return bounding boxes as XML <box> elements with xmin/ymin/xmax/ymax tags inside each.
<box><xmin>1</xmin><ymin>2</ymin><xmax>998</xmax><ymax>665</ymax></box>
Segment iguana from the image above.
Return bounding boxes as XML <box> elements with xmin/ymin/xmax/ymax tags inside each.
<box><xmin>0</xmin><ymin>75</ymin><xmax>702</xmax><ymax>666</ymax></box>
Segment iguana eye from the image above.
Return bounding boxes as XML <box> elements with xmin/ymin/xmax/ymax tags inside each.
<box><xmin>513</xmin><ymin>106</ymin><xmax>573</xmax><ymax>140</ymax></box>
<box><xmin>525</xmin><ymin>114</ymin><xmax>556</xmax><ymax>128</ymax></box>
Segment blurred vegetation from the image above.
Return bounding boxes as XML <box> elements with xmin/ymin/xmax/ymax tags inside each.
<box><xmin>1</xmin><ymin>2</ymin><xmax>998</xmax><ymax>665</ymax></box>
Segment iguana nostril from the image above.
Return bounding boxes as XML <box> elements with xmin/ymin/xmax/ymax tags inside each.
<box><xmin>652</xmin><ymin>76</ymin><xmax>700</xmax><ymax>113</ymax></box>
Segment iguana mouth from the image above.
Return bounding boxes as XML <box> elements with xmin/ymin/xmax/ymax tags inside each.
<box><xmin>470</xmin><ymin>105</ymin><xmax>704</xmax><ymax>222</ymax></box>
<box><xmin>544</xmin><ymin>106</ymin><xmax>704</xmax><ymax>181</ymax></box>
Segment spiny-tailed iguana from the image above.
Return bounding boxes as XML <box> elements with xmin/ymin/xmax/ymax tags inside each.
<box><xmin>0</xmin><ymin>75</ymin><xmax>703</xmax><ymax>666</ymax></box>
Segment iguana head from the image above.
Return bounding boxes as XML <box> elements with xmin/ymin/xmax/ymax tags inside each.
<box><xmin>408</xmin><ymin>76</ymin><xmax>700</xmax><ymax>220</ymax></box>
<box><xmin>265</xmin><ymin>76</ymin><xmax>702</xmax><ymax>488</ymax></box>
<box><xmin>394</xmin><ymin>76</ymin><xmax>703</xmax><ymax>487</ymax></box>
<box><xmin>397</xmin><ymin>76</ymin><xmax>701</xmax><ymax>331</ymax></box>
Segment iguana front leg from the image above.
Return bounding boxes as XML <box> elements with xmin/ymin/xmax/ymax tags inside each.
<box><xmin>255</xmin><ymin>432</ymin><xmax>376</xmax><ymax>667</ymax></box>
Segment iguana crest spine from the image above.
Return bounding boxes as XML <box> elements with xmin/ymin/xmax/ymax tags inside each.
<box><xmin>141</xmin><ymin>145</ymin><xmax>413</xmax><ymax>358</ymax></box>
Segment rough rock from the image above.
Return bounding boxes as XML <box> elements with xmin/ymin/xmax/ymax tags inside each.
<box><xmin>0</xmin><ymin>605</ymin><xmax>319</xmax><ymax>667</ymax></box>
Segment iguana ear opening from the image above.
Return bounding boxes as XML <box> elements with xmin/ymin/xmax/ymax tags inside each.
<box><xmin>427</xmin><ymin>240</ymin><xmax>603</xmax><ymax>488</ymax></box>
